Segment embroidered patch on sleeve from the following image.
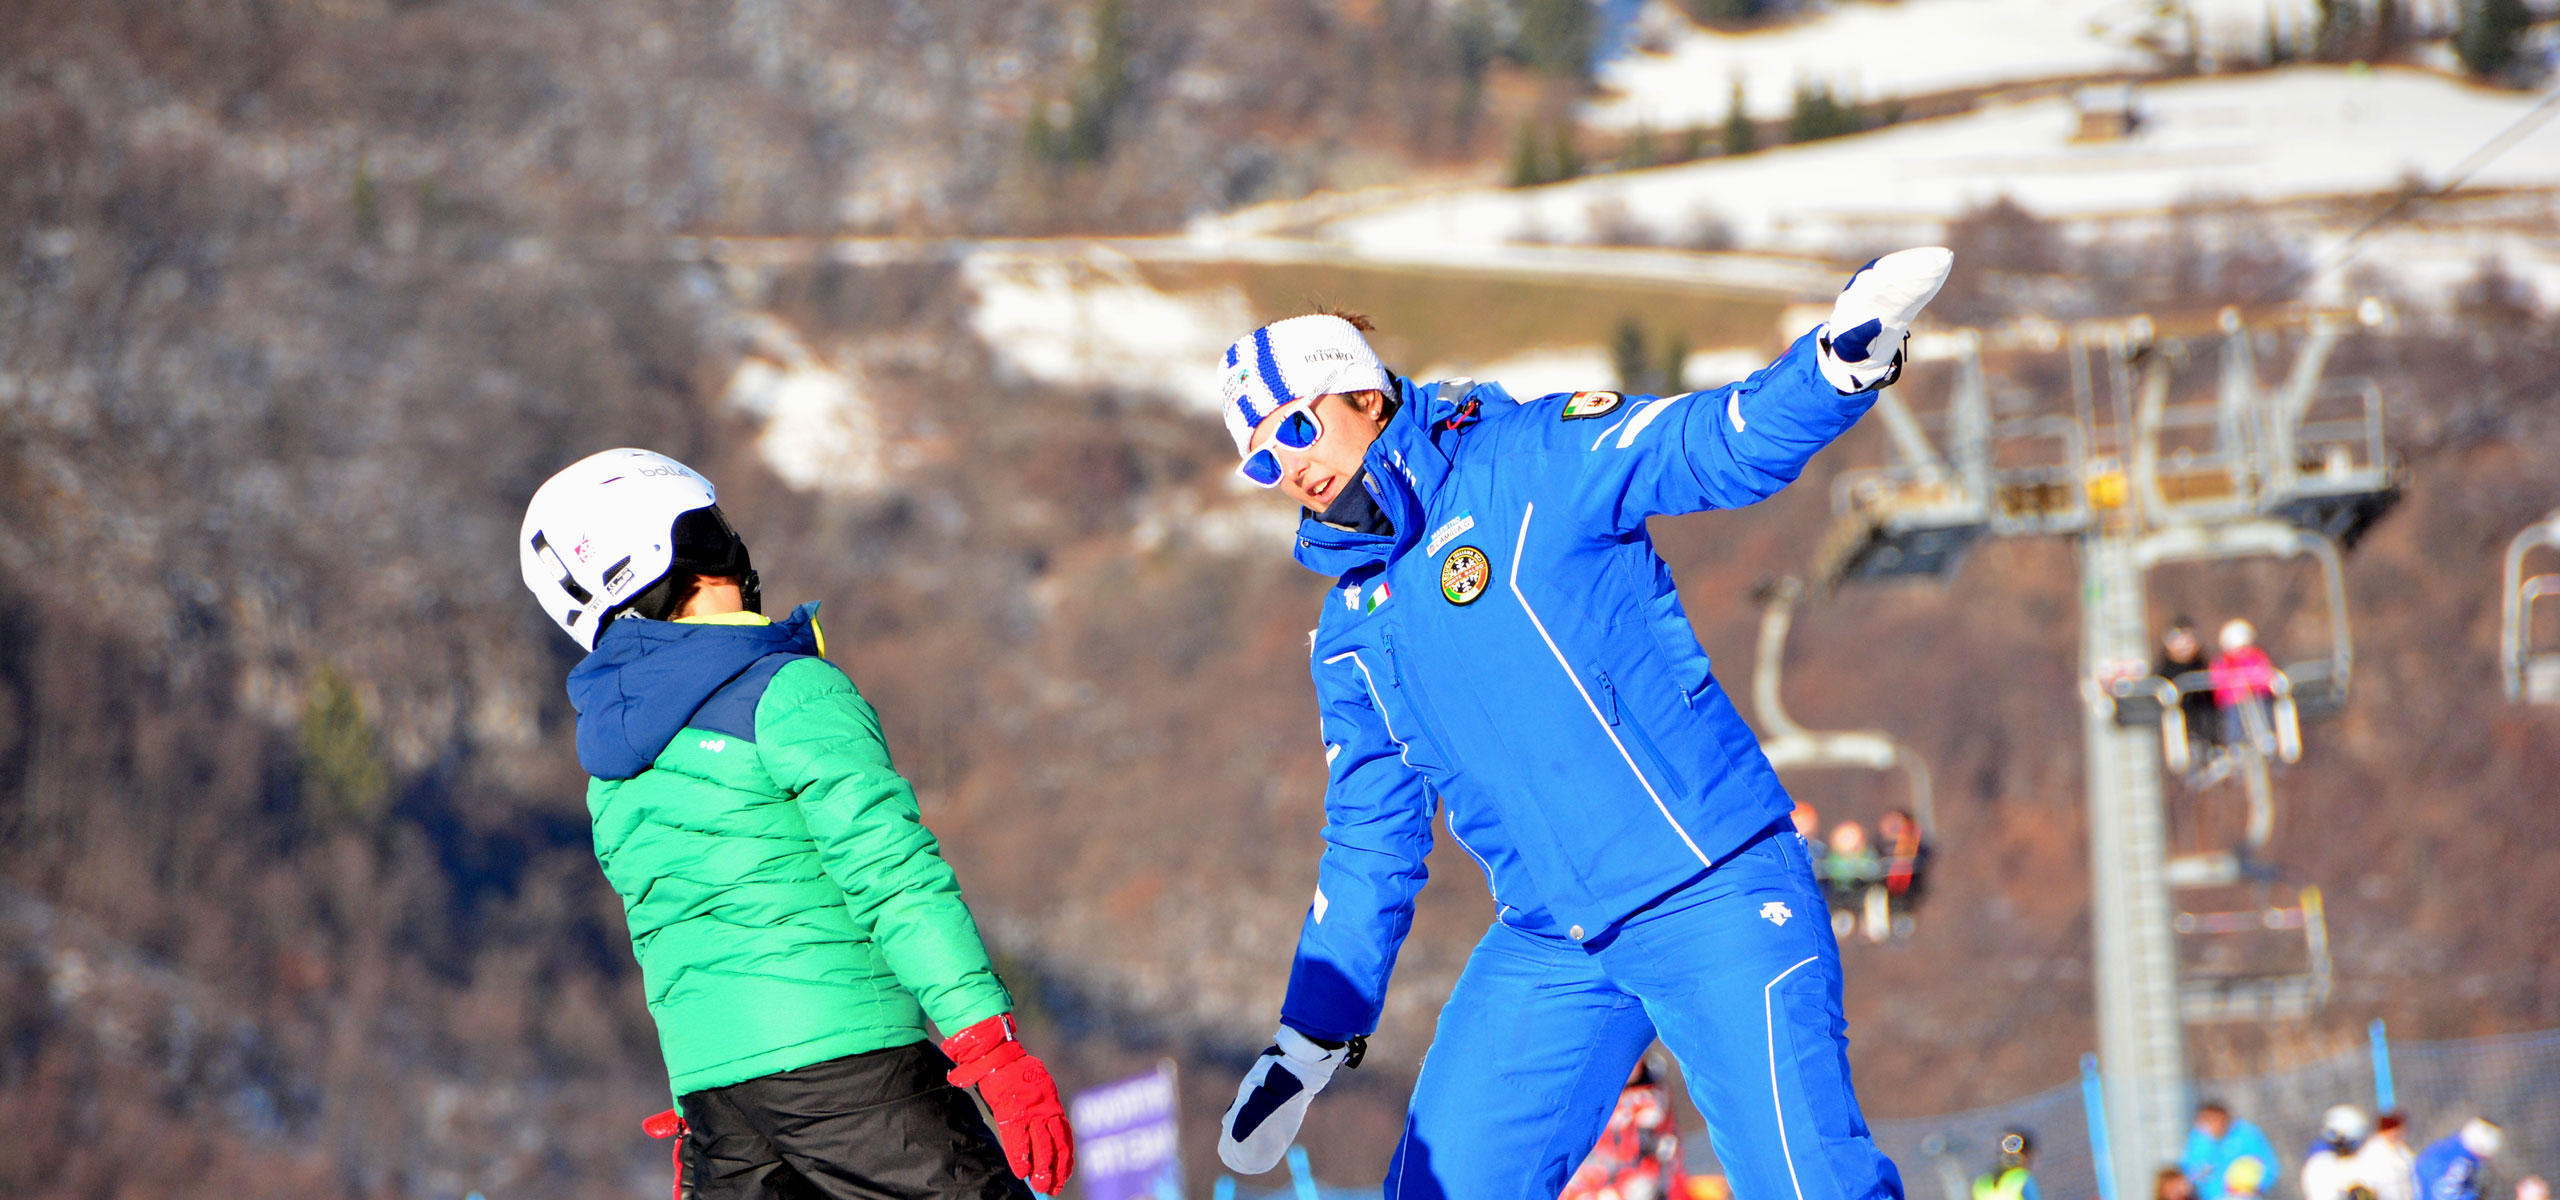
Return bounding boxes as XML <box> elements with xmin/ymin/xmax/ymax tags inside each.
<box><xmin>1561</xmin><ymin>390</ymin><xmax>1624</xmax><ymax>420</ymax></box>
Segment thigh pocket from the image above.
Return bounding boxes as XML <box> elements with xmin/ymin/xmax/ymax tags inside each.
<box><xmin>1770</xmin><ymin>961</ymin><xmax>1868</xmax><ymax>1146</ymax></box>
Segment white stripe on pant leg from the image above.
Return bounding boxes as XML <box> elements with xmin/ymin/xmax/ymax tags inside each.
<box><xmin>1764</xmin><ymin>954</ymin><xmax>1822</xmax><ymax>1200</ymax></box>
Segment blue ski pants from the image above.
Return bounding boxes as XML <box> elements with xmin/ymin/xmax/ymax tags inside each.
<box><xmin>1382</xmin><ymin>824</ymin><xmax>1904</xmax><ymax>1200</ymax></box>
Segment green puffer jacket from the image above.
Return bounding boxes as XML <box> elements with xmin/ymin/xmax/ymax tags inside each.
<box><xmin>567</xmin><ymin>604</ymin><xmax>1011</xmax><ymax>1096</ymax></box>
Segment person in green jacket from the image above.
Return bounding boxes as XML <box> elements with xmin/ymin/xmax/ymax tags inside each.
<box><xmin>519</xmin><ymin>448</ymin><xmax>1074</xmax><ymax>1199</ymax></box>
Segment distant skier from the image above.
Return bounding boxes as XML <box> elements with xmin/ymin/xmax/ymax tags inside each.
<box><xmin>1972</xmin><ymin>1130</ymin><xmax>2041</xmax><ymax>1200</ymax></box>
<box><xmin>2154</xmin><ymin>616</ymin><xmax>2218</xmax><ymax>761</ymax></box>
<box><xmin>2185</xmin><ymin>1102</ymin><xmax>2280</xmax><ymax>1200</ymax></box>
<box><xmin>2303</xmin><ymin>1106</ymin><xmax>2372</xmax><ymax>1200</ymax></box>
<box><xmin>2210</xmin><ymin>619</ymin><xmax>2280</xmax><ymax>756</ymax></box>
<box><xmin>1209</xmin><ymin>248</ymin><xmax>1954</xmax><ymax>1197</ymax></box>
<box><xmin>2352</xmin><ymin>1112</ymin><xmax>2419</xmax><ymax>1200</ymax></box>
<box><xmin>2416</xmin><ymin>1119</ymin><xmax>2505</xmax><ymax>1200</ymax></box>
<box><xmin>520</xmin><ymin>450</ymin><xmax>1073</xmax><ymax>1199</ymax></box>
<box><xmin>1560</xmin><ymin>1055</ymin><xmax>1689</xmax><ymax>1200</ymax></box>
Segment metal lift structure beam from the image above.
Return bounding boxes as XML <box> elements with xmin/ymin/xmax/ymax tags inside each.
<box><xmin>1815</xmin><ymin>305</ymin><xmax>2401</xmax><ymax>1200</ymax></box>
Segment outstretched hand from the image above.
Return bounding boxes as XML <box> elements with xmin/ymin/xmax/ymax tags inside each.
<box><xmin>1819</xmin><ymin>246</ymin><xmax>1955</xmax><ymax>393</ymax></box>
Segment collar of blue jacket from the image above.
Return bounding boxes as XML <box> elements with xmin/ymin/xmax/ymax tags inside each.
<box><xmin>1291</xmin><ymin>376</ymin><xmax>1466</xmax><ymax>579</ymax></box>
<box><xmin>566</xmin><ymin>602</ymin><xmax>822</xmax><ymax>780</ymax></box>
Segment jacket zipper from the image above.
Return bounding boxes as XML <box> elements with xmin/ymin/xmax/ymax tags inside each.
<box><xmin>1595</xmin><ymin>667</ymin><xmax>1692</xmax><ymax>798</ymax></box>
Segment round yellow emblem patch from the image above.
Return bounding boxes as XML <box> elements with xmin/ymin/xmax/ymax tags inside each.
<box><xmin>1440</xmin><ymin>546</ymin><xmax>1491</xmax><ymax>605</ymax></box>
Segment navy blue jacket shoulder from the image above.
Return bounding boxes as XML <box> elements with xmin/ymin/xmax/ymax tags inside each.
<box><xmin>565</xmin><ymin>603</ymin><xmax>823</xmax><ymax>780</ymax></box>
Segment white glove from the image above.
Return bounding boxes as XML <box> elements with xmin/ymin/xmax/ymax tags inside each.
<box><xmin>1818</xmin><ymin>246</ymin><xmax>1954</xmax><ymax>393</ymax></box>
<box><xmin>1218</xmin><ymin>1026</ymin><xmax>1352</xmax><ymax>1174</ymax></box>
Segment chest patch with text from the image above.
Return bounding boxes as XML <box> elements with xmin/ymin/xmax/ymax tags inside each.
<box><xmin>1440</xmin><ymin>546</ymin><xmax>1492</xmax><ymax>605</ymax></box>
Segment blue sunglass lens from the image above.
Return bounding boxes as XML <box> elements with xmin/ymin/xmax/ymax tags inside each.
<box><xmin>1275</xmin><ymin>409</ymin><xmax>1322</xmax><ymax>450</ymax></box>
<box><xmin>1240</xmin><ymin>450</ymin><xmax>1284</xmax><ymax>487</ymax></box>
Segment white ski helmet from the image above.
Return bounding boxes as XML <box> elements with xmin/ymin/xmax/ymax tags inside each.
<box><xmin>2219</xmin><ymin>618</ymin><xmax>2257</xmax><ymax>653</ymax></box>
<box><xmin>519</xmin><ymin>448</ymin><xmax>749</xmax><ymax>649</ymax></box>
<box><xmin>2460</xmin><ymin>1118</ymin><xmax>2504</xmax><ymax>1159</ymax></box>
<box><xmin>2320</xmin><ymin>1105</ymin><xmax>2370</xmax><ymax>1146</ymax></box>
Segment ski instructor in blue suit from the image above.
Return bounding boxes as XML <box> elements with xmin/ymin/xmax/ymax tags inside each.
<box><xmin>1212</xmin><ymin>248</ymin><xmax>1955</xmax><ymax>1199</ymax></box>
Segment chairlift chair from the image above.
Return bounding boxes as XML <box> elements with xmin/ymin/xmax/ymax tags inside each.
<box><xmin>2502</xmin><ymin>511</ymin><xmax>2560</xmax><ymax>705</ymax></box>
<box><xmin>2129</xmin><ymin>309</ymin><xmax>2402</xmax><ymax>544</ymax></box>
<box><xmin>2106</xmin><ymin>519</ymin><xmax>2350</xmax><ymax>758</ymax></box>
<box><xmin>2171</xmin><ymin>886</ymin><xmax>2332</xmax><ymax>1023</ymax></box>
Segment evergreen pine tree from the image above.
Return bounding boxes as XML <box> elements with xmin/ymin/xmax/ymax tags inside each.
<box><xmin>1510</xmin><ymin>118</ymin><xmax>1545</xmax><ymax>187</ymax></box>
<box><xmin>1722</xmin><ymin>76</ymin><xmax>1757</xmax><ymax>155</ymax></box>
<box><xmin>1787</xmin><ymin>79</ymin><xmax>1861</xmax><ymax>143</ymax></box>
<box><xmin>2456</xmin><ymin>0</ymin><xmax>2531</xmax><ymax>80</ymax></box>
<box><xmin>1611</xmin><ymin>317</ymin><xmax>1653</xmax><ymax>393</ymax></box>
<box><xmin>301</xmin><ymin>667</ymin><xmax>389</xmax><ymax>822</ymax></box>
<box><xmin>1551</xmin><ymin>118</ymin><xmax>1584</xmax><ymax>181</ymax></box>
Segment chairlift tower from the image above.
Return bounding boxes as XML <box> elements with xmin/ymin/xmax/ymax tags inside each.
<box><xmin>1815</xmin><ymin>306</ymin><xmax>2401</xmax><ymax>1200</ymax></box>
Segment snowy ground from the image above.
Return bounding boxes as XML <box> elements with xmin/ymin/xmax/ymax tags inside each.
<box><xmin>960</xmin><ymin>246</ymin><xmax>1255</xmax><ymax>413</ymax></box>
<box><xmin>722</xmin><ymin>314</ymin><xmax>892</xmax><ymax>496</ymax></box>
<box><xmin>1590</xmin><ymin>0</ymin><xmax>2468</xmax><ymax>132</ymax></box>
<box><xmin>1327</xmin><ymin>66</ymin><xmax>2560</xmax><ymax>272</ymax></box>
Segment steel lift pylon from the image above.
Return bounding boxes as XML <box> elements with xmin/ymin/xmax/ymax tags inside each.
<box><xmin>1815</xmin><ymin>305</ymin><xmax>2400</xmax><ymax>1200</ymax></box>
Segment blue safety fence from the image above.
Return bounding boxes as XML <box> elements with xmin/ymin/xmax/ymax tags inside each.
<box><xmin>1870</xmin><ymin>1077</ymin><xmax>2100</xmax><ymax>1200</ymax></box>
<box><xmin>1202</xmin><ymin>1026</ymin><xmax>2560</xmax><ymax>1200</ymax></box>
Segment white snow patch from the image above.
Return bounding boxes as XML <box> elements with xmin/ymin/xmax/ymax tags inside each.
<box><xmin>723</xmin><ymin>316</ymin><xmax>890</xmax><ymax>496</ymax></box>
<box><xmin>962</xmin><ymin>246</ymin><xmax>1255</xmax><ymax>409</ymax></box>
<box><xmin>2316</xmin><ymin>225</ymin><xmax>2560</xmax><ymax>312</ymax></box>
<box><xmin>1592</xmin><ymin>0</ymin><xmax>2470</xmax><ymax>132</ymax></box>
<box><xmin>1596</xmin><ymin>0</ymin><xmax>2152</xmax><ymax>132</ymax></box>
<box><xmin>1334</xmin><ymin>67</ymin><xmax>2560</xmax><ymax>258</ymax></box>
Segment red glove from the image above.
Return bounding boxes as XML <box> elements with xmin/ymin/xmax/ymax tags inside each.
<box><xmin>641</xmin><ymin>1109</ymin><xmax>688</xmax><ymax>1200</ymax></box>
<box><xmin>942</xmin><ymin>1014</ymin><xmax>1075</xmax><ymax>1195</ymax></box>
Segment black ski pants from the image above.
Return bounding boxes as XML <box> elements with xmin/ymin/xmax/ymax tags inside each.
<box><xmin>677</xmin><ymin>1040</ymin><xmax>1031</xmax><ymax>1200</ymax></box>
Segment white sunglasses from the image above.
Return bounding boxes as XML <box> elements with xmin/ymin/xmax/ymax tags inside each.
<box><xmin>1236</xmin><ymin>398</ymin><xmax>1327</xmax><ymax>488</ymax></box>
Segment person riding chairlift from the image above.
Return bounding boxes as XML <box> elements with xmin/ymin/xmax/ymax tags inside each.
<box><xmin>2211</xmin><ymin>619</ymin><xmax>2281</xmax><ymax>757</ymax></box>
<box><xmin>1876</xmin><ymin>807</ymin><xmax>1929</xmax><ymax>934</ymax></box>
<box><xmin>1820</xmin><ymin>820</ymin><xmax>1886</xmax><ymax>942</ymax></box>
<box><xmin>2156</xmin><ymin>617</ymin><xmax>2220</xmax><ymax>764</ymax></box>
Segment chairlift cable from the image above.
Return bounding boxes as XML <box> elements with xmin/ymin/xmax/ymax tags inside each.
<box><xmin>2258</xmin><ymin>80</ymin><xmax>2560</xmax><ymax>305</ymax></box>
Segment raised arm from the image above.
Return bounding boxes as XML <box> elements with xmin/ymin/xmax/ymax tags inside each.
<box><xmin>1561</xmin><ymin>247</ymin><xmax>1954</xmax><ymax>534</ymax></box>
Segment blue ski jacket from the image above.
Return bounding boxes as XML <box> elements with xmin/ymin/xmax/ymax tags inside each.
<box><xmin>1280</xmin><ymin>331</ymin><xmax>1880</xmax><ymax>1042</ymax></box>
<box><xmin>2414</xmin><ymin>1136</ymin><xmax>2484</xmax><ymax>1200</ymax></box>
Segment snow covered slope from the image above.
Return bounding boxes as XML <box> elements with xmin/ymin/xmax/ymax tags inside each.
<box><xmin>1590</xmin><ymin>0</ymin><xmax>2467</xmax><ymax>131</ymax></box>
<box><xmin>1336</xmin><ymin>67</ymin><xmax>2560</xmax><ymax>257</ymax></box>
